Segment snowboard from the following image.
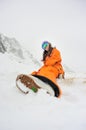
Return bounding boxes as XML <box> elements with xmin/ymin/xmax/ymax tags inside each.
<box><xmin>16</xmin><ymin>74</ymin><xmax>61</xmax><ymax>97</ymax></box>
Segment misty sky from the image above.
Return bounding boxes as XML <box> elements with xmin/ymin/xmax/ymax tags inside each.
<box><xmin>0</xmin><ymin>0</ymin><xmax>86</xmax><ymax>72</ymax></box>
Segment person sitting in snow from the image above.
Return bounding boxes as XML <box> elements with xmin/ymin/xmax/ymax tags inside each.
<box><xmin>16</xmin><ymin>41</ymin><xmax>65</xmax><ymax>97</ymax></box>
<box><xmin>32</xmin><ymin>41</ymin><xmax>65</xmax><ymax>83</ymax></box>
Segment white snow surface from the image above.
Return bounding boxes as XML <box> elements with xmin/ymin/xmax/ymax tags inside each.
<box><xmin>0</xmin><ymin>52</ymin><xmax>86</xmax><ymax>130</ymax></box>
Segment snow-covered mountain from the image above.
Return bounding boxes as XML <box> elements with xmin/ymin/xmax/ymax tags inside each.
<box><xmin>0</xmin><ymin>33</ymin><xmax>24</xmax><ymax>58</ymax></box>
<box><xmin>0</xmin><ymin>33</ymin><xmax>41</xmax><ymax>68</ymax></box>
<box><xmin>0</xmin><ymin>34</ymin><xmax>86</xmax><ymax>130</ymax></box>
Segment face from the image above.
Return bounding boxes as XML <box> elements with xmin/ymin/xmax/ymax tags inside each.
<box><xmin>45</xmin><ymin>44</ymin><xmax>49</xmax><ymax>51</ymax></box>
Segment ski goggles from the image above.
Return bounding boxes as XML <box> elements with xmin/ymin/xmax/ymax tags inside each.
<box><xmin>42</xmin><ymin>41</ymin><xmax>49</xmax><ymax>50</ymax></box>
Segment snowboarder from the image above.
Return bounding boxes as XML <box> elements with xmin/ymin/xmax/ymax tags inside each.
<box><xmin>16</xmin><ymin>41</ymin><xmax>65</xmax><ymax>97</ymax></box>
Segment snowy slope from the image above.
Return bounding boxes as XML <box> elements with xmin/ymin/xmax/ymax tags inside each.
<box><xmin>0</xmin><ymin>36</ymin><xmax>86</xmax><ymax>130</ymax></box>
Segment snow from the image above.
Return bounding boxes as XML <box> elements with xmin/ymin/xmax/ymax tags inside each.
<box><xmin>0</xmin><ymin>0</ymin><xmax>86</xmax><ymax>128</ymax></box>
<box><xmin>0</xmin><ymin>51</ymin><xmax>86</xmax><ymax>130</ymax></box>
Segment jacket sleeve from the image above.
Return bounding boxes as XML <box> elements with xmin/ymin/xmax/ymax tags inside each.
<box><xmin>44</xmin><ymin>48</ymin><xmax>62</xmax><ymax>66</ymax></box>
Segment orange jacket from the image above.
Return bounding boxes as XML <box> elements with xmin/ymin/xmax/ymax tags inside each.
<box><xmin>32</xmin><ymin>48</ymin><xmax>64</xmax><ymax>81</ymax></box>
<box><xmin>44</xmin><ymin>48</ymin><xmax>62</xmax><ymax>66</ymax></box>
